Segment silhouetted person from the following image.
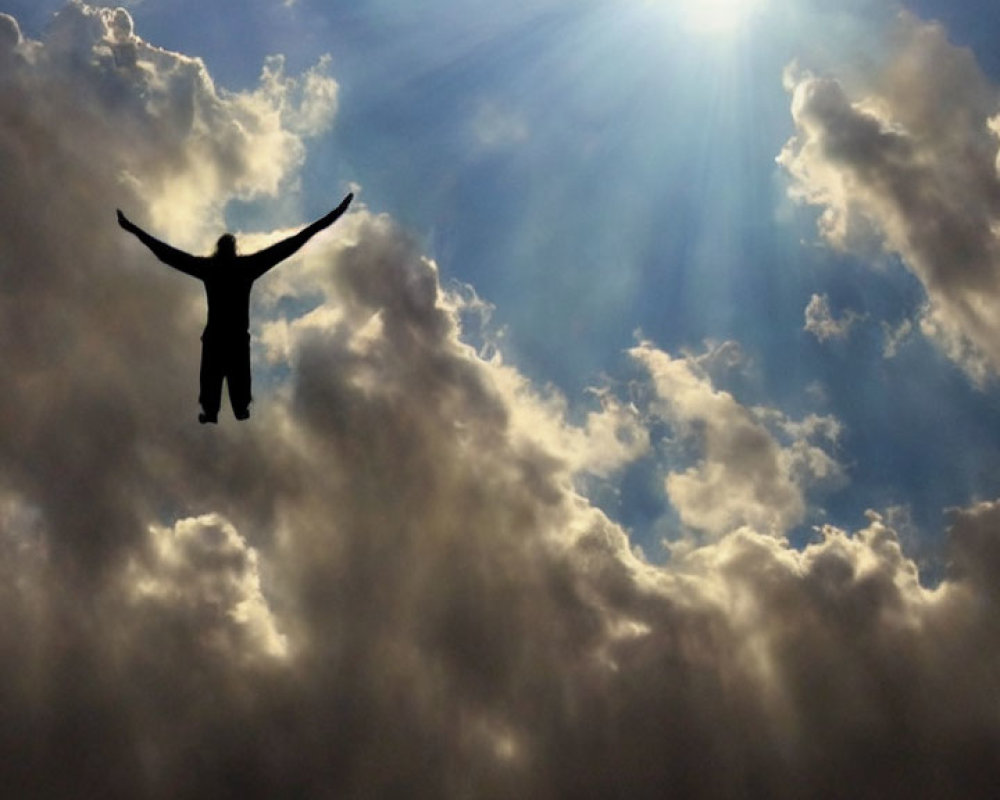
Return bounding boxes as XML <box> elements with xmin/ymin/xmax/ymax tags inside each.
<box><xmin>117</xmin><ymin>193</ymin><xmax>353</xmax><ymax>423</ymax></box>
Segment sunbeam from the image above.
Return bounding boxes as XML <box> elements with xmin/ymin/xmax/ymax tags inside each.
<box><xmin>681</xmin><ymin>0</ymin><xmax>765</xmax><ymax>35</ymax></box>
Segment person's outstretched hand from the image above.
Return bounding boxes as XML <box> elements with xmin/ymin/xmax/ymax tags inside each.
<box><xmin>321</xmin><ymin>193</ymin><xmax>353</xmax><ymax>226</ymax></box>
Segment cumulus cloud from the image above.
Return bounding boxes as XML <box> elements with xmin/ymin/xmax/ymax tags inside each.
<box><xmin>3</xmin><ymin>4</ymin><xmax>1000</xmax><ymax>798</ymax></box>
<box><xmin>12</xmin><ymin>0</ymin><xmax>338</xmax><ymax>246</ymax></box>
<box><xmin>779</xmin><ymin>13</ymin><xmax>1000</xmax><ymax>384</ymax></box>
<box><xmin>631</xmin><ymin>342</ymin><xmax>843</xmax><ymax>539</ymax></box>
<box><xmin>126</xmin><ymin>514</ymin><xmax>289</xmax><ymax>661</ymax></box>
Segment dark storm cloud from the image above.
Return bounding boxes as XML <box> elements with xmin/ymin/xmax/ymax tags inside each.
<box><xmin>3</xmin><ymin>4</ymin><xmax>1000</xmax><ymax>799</ymax></box>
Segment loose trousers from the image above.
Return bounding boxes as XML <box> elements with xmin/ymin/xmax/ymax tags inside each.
<box><xmin>199</xmin><ymin>331</ymin><xmax>251</xmax><ymax>417</ymax></box>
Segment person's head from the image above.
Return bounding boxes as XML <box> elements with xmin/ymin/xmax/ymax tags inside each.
<box><xmin>215</xmin><ymin>233</ymin><xmax>237</xmax><ymax>258</ymax></box>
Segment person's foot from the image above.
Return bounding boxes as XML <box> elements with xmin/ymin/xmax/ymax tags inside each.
<box><xmin>234</xmin><ymin>407</ymin><xmax>250</xmax><ymax>421</ymax></box>
<box><xmin>198</xmin><ymin>412</ymin><xmax>218</xmax><ymax>424</ymax></box>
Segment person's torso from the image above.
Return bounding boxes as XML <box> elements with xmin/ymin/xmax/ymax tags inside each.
<box><xmin>201</xmin><ymin>258</ymin><xmax>254</xmax><ymax>336</ymax></box>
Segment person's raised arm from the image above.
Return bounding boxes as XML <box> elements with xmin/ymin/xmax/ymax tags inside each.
<box><xmin>245</xmin><ymin>193</ymin><xmax>353</xmax><ymax>280</ymax></box>
<box><xmin>117</xmin><ymin>209</ymin><xmax>205</xmax><ymax>279</ymax></box>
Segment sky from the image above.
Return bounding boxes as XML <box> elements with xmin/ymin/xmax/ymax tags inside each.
<box><xmin>3</xmin><ymin>0</ymin><xmax>1000</xmax><ymax>796</ymax></box>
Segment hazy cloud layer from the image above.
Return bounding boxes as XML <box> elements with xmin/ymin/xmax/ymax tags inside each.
<box><xmin>2</xmin><ymin>4</ymin><xmax>1000</xmax><ymax>798</ymax></box>
<box><xmin>780</xmin><ymin>13</ymin><xmax>1000</xmax><ymax>384</ymax></box>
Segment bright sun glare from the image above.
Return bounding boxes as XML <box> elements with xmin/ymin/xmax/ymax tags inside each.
<box><xmin>683</xmin><ymin>0</ymin><xmax>762</xmax><ymax>35</ymax></box>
